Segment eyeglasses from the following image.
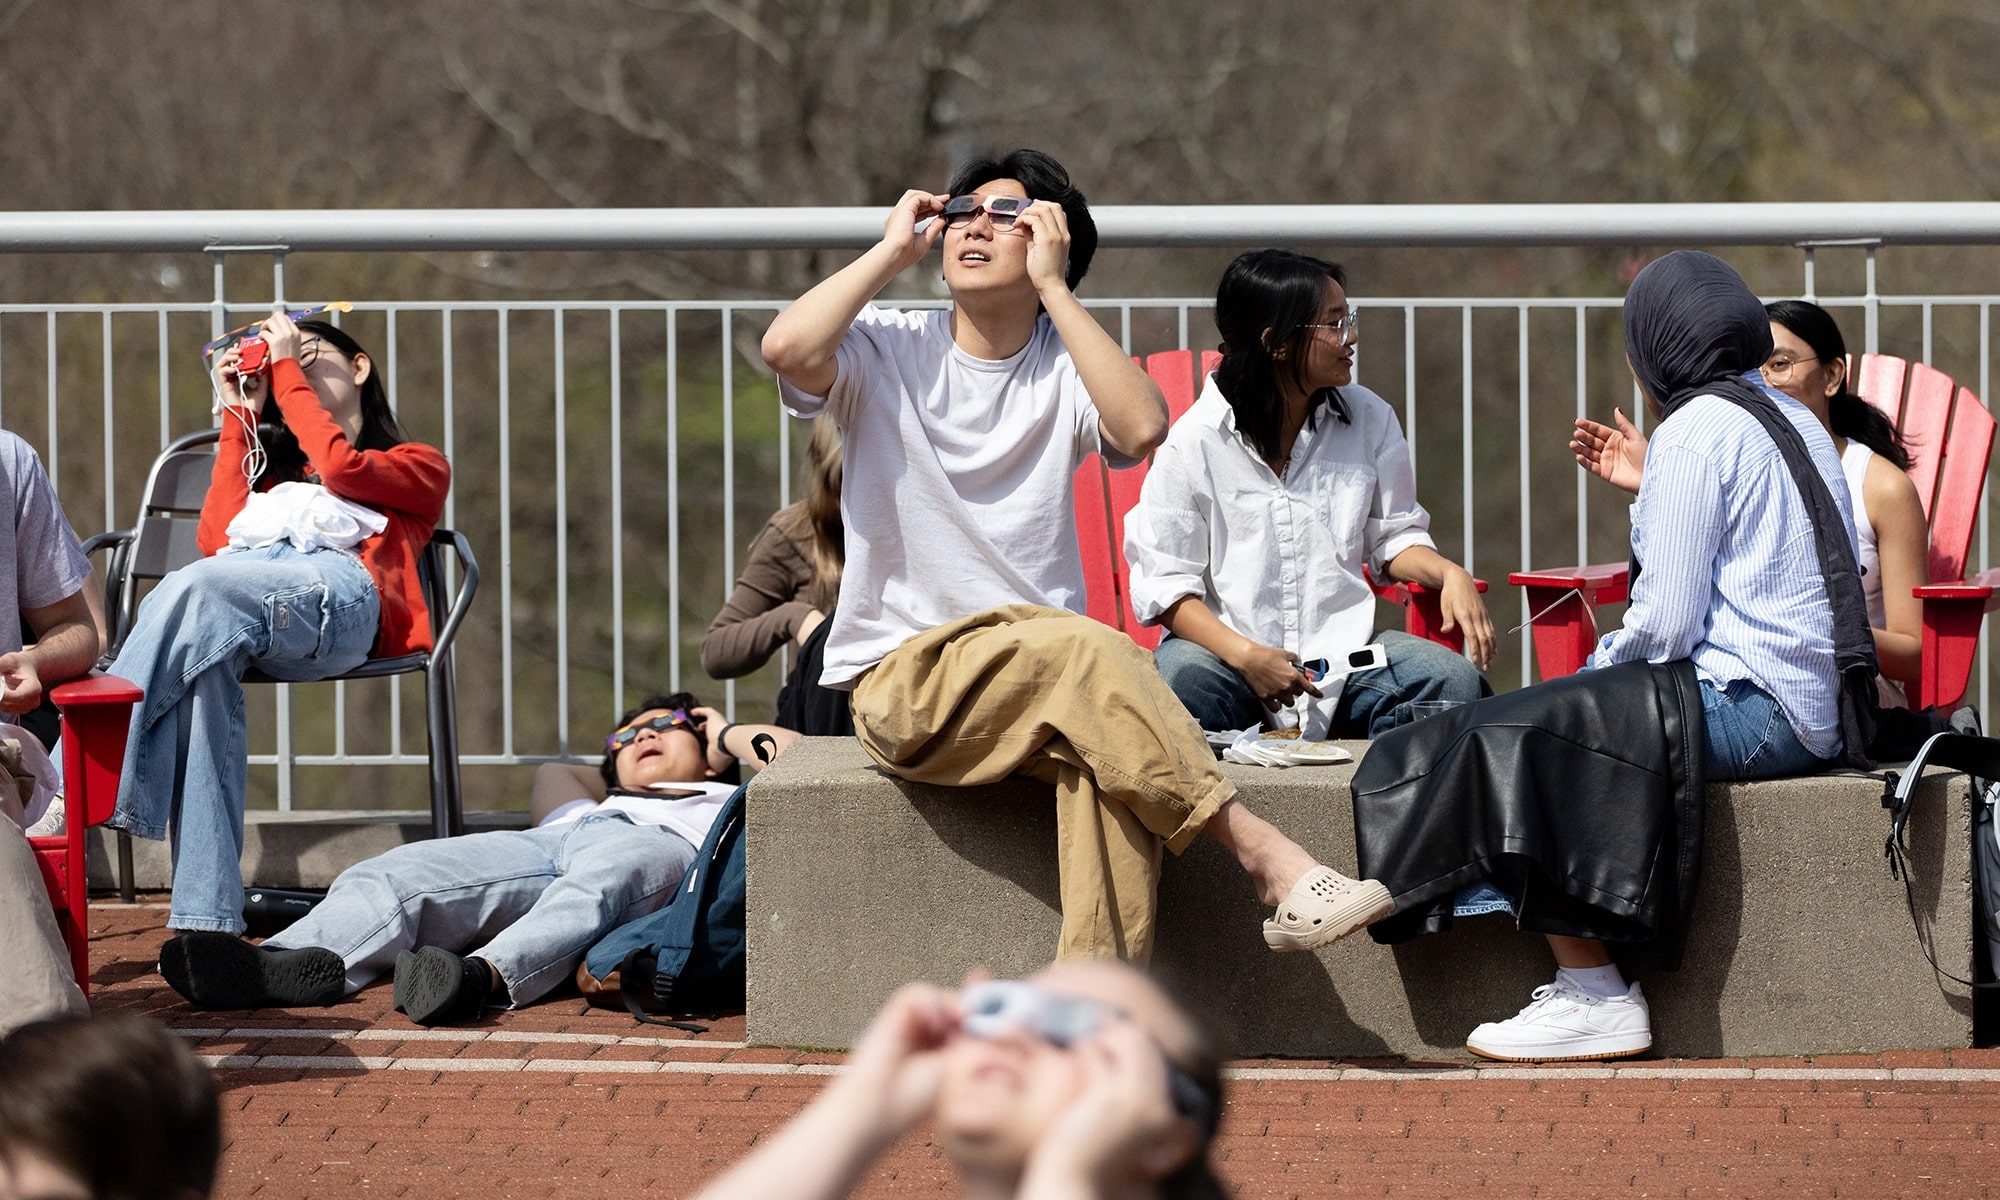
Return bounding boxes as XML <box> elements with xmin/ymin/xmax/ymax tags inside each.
<box><xmin>606</xmin><ymin>709</ymin><xmax>696</xmax><ymax>752</ymax></box>
<box><xmin>958</xmin><ymin>980</ymin><xmax>1218</xmax><ymax>1135</ymax></box>
<box><xmin>942</xmin><ymin>194</ymin><xmax>1030</xmax><ymax>230</ymax></box>
<box><xmin>298</xmin><ymin>337</ymin><xmax>324</xmax><ymax>369</ymax></box>
<box><xmin>1762</xmin><ymin>353</ymin><xmax>1821</xmax><ymax>380</ymax></box>
<box><xmin>1301</xmin><ymin>311</ymin><xmax>1361</xmax><ymax>346</ymax></box>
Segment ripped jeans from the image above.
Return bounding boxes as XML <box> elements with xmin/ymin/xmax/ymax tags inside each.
<box><xmin>109</xmin><ymin>544</ymin><xmax>379</xmax><ymax>933</ymax></box>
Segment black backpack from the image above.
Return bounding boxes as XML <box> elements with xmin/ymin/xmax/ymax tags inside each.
<box><xmin>577</xmin><ymin>781</ymin><xmax>747</xmax><ymax>1030</ymax></box>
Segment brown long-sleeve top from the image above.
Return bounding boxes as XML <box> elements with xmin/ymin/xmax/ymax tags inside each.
<box><xmin>701</xmin><ymin>502</ymin><xmax>820</xmax><ymax>679</ymax></box>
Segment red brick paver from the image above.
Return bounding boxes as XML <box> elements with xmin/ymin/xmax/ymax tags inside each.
<box><xmin>83</xmin><ymin>905</ymin><xmax>2000</xmax><ymax>1198</ymax></box>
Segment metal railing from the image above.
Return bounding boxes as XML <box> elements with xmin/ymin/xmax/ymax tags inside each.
<box><xmin>4</xmin><ymin>203</ymin><xmax>1998</xmax><ymax>811</ymax></box>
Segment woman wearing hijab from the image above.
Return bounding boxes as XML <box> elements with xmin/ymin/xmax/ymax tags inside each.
<box><xmin>1457</xmin><ymin>250</ymin><xmax>1870</xmax><ymax>1061</ymax></box>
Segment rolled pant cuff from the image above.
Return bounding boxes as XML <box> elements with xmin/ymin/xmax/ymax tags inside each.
<box><xmin>1163</xmin><ymin>777</ymin><xmax>1235</xmax><ymax>856</ymax></box>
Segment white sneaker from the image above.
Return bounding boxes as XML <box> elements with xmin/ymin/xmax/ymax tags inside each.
<box><xmin>1465</xmin><ymin>977</ymin><xmax>1652</xmax><ymax>1062</ymax></box>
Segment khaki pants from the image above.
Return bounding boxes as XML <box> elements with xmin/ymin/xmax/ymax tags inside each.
<box><xmin>0</xmin><ymin>814</ymin><xmax>88</xmax><ymax>1037</ymax></box>
<box><xmin>850</xmin><ymin>605</ymin><xmax>1235</xmax><ymax>963</ymax></box>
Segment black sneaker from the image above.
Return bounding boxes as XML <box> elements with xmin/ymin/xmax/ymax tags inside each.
<box><xmin>393</xmin><ymin>947</ymin><xmax>493</xmax><ymax>1026</ymax></box>
<box><xmin>159</xmin><ymin>931</ymin><xmax>344</xmax><ymax>1010</ymax></box>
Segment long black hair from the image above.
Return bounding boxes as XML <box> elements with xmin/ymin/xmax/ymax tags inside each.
<box><xmin>1765</xmin><ymin>299</ymin><xmax>1912</xmax><ymax>471</ymax></box>
<box><xmin>1211</xmin><ymin>248</ymin><xmax>1352</xmax><ymax>469</ymax></box>
<box><xmin>945</xmin><ymin>148</ymin><xmax>1097</xmax><ymax>292</ymax></box>
<box><xmin>253</xmin><ymin>319</ymin><xmax>410</xmax><ymax>490</ymax></box>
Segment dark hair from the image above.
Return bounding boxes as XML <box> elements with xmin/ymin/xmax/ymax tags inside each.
<box><xmin>0</xmin><ymin>1012</ymin><xmax>222</xmax><ymax>1200</ymax></box>
<box><xmin>598</xmin><ymin>691</ymin><xmax>705</xmax><ymax>790</ymax></box>
<box><xmin>1765</xmin><ymin>299</ymin><xmax>1912</xmax><ymax>471</ymax></box>
<box><xmin>1211</xmin><ymin>249</ymin><xmax>1353</xmax><ymax>467</ymax></box>
<box><xmin>1158</xmin><ymin>997</ymin><xmax>1227</xmax><ymax>1200</ymax></box>
<box><xmin>945</xmin><ymin>149</ymin><xmax>1097</xmax><ymax>292</ymax></box>
<box><xmin>253</xmin><ymin>319</ymin><xmax>411</xmax><ymax>490</ymax></box>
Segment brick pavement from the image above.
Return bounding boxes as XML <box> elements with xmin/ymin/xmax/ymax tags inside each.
<box><xmin>80</xmin><ymin>904</ymin><xmax>2000</xmax><ymax>1198</ymax></box>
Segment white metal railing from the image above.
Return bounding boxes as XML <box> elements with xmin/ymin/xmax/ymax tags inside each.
<box><xmin>4</xmin><ymin>204</ymin><xmax>1998</xmax><ymax>812</ymax></box>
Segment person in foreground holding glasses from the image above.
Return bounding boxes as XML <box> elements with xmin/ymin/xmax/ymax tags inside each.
<box><xmin>1574</xmin><ymin>298</ymin><xmax>1926</xmax><ymax>707</ymax></box>
<box><xmin>763</xmin><ymin>148</ymin><xmax>1384</xmax><ymax>965</ymax></box>
<box><xmin>1126</xmin><ymin>248</ymin><xmax>1493</xmax><ymax>740</ymax></box>
<box><xmin>159</xmin><ymin>693</ymin><xmax>796</xmax><ymax>1025</ymax></box>
<box><xmin>691</xmin><ymin>960</ymin><xmax>1227</xmax><ymax>1200</ymax></box>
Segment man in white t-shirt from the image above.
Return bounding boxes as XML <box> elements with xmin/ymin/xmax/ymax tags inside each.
<box><xmin>0</xmin><ymin>431</ymin><xmax>102</xmax><ymax>1036</ymax></box>
<box><xmin>763</xmin><ymin>148</ymin><xmax>1392</xmax><ymax>963</ymax></box>
<box><xmin>157</xmin><ymin>692</ymin><xmax>796</xmax><ymax>1025</ymax></box>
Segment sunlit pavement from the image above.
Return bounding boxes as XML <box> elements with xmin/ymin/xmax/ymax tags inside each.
<box><xmin>87</xmin><ymin>904</ymin><xmax>2000</xmax><ymax>1198</ymax></box>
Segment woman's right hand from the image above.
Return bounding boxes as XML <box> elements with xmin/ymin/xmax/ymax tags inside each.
<box><xmin>212</xmin><ymin>343</ymin><xmax>264</xmax><ymax>414</ymax></box>
<box><xmin>880</xmin><ymin>189</ymin><xmax>948</xmax><ymax>274</ymax></box>
<box><xmin>1572</xmin><ymin>409</ymin><xmax>1647</xmax><ymax>494</ymax></box>
<box><xmin>1229</xmin><ymin>641</ymin><xmax>1323</xmax><ymax>711</ymax></box>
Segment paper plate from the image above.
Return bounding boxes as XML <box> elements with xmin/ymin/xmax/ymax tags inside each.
<box><xmin>1260</xmin><ymin>739</ymin><xmax>1352</xmax><ymax>765</ymax></box>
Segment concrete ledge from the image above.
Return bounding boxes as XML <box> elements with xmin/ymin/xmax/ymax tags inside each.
<box><xmin>746</xmin><ymin>738</ymin><xmax>1974</xmax><ymax>1059</ymax></box>
<box><xmin>88</xmin><ymin>809</ymin><xmax>530</xmax><ymax>892</ymax></box>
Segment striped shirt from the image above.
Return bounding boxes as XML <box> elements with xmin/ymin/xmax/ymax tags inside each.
<box><xmin>1588</xmin><ymin>375</ymin><xmax>1855</xmax><ymax>759</ymax></box>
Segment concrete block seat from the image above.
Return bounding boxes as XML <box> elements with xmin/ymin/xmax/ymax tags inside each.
<box><xmin>746</xmin><ymin>737</ymin><xmax>1975</xmax><ymax>1059</ymax></box>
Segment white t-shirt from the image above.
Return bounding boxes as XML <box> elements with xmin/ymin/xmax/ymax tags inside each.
<box><xmin>780</xmin><ymin>306</ymin><xmax>1122</xmax><ymax>687</ymax></box>
<box><xmin>1124</xmin><ymin>377</ymin><xmax>1436</xmax><ymax>736</ymax></box>
<box><xmin>538</xmin><ymin>780</ymin><xmax>736</xmax><ymax>851</ymax></box>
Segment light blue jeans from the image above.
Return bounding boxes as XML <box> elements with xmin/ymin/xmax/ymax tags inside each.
<box><xmin>263</xmin><ymin>813</ymin><xmax>697</xmax><ymax>1006</ymax></box>
<box><xmin>1154</xmin><ymin>629</ymin><xmax>1491</xmax><ymax>737</ymax></box>
<box><xmin>109</xmin><ymin>544</ymin><xmax>380</xmax><ymax>933</ymax></box>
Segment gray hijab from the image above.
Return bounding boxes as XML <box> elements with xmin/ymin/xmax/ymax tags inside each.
<box><xmin>1622</xmin><ymin>250</ymin><xmax>1774</xmax><ymax>418</ymax></box>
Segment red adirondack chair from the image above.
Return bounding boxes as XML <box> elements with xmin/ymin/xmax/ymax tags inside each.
<box><xmin>28</xmin><ymin>672</ymin><xmax>143</xmax><ymax>997</ymax></box>
<box><xmin>1509</xmin><ymin>354</ymin><xmax>1998</xmax><ymax>710</ymax></box>
<box><xmin>1075</xmin><ymin>349</ymin><xmax>1485</xmax><ymax>653</ymax></box>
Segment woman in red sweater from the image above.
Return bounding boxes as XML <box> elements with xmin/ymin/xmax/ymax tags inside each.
<box><xmin>109</xmin><ymin>312</ymin><xmax>450</xmax><ymax>943</ymax></box>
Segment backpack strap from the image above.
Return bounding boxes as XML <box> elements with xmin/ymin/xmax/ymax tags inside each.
<box><xmin>1881</xmin><ymin>731</ymin><xmax>2000</xmax><ymax>990</ymax></box>
<box><xmin>616</xmin><ymin>947</ymin><xmax>711</xmax><ymax>1032</ymax></box>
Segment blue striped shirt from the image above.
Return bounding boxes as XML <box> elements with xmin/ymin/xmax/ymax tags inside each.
<box><xmin>1588</xmin><ymin>374</ymin><xmax>1855</xmax><ymax>759</ymax></box>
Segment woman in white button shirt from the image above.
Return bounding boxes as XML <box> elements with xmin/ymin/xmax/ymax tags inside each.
<box><xmin>1125</xmin><ymin>249</ymin><xmax>1494</xmax><ymax>739</ymax></box>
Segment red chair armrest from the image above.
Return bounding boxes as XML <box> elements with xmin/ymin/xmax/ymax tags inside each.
<box><xmin>1915</xmin><ymin>571</ymin><xmax>2000</xmax><ymax>710</ymax></box>
<box><xmin>51</xmin><ymin>671</ymin><xmax>141</xmax><ymax>830</ymax></box>
<box><xmin>50</xmin><ymin>673</ymin><xmax>144</xmax><ymax>707</ymax></box>
<box><xmin>1506</xmin><ymin>562</ymin><xmax>1631</xmax><ymax>682</ymax></box>
<box><xmin>1363</xmin><ymin>567</ymin><xmax>1488</xmax><ymax>652</ymax></box>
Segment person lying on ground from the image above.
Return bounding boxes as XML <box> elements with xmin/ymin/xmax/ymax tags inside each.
<box><xmin>691</xmin><ymin>959</ymin><xmax>1226</xmax><ymax>1200</ymax></box>
<box><xmin>157</xmin><ymin>693</ymin><xmax>796</xmax><ymax>1026</ymax></box>
<box><xmin>1126</xmin><ymin>248</ymin><xmax>1492</xmax><ymax>738</ymax></box>
<box><xmin>761</xmin><ymin>147</ymin><xmax>1388</xmax><ymax>965</ymax></box>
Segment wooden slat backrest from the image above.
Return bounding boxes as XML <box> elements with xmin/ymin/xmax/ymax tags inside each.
<box><xmin>1900</xmin><ymin>363</ymin><xmax>1958</xmax><ymax>521</ymax></box>
<box><xmin>1929</xmin><ymin>384</ymin><xmax>1996</xmax><ymax>583</ymax></box>
<box><xmin>1851</xmin><ymin>354</ymin><xmax>1908</xmax><ymax>428</ymax></box>
<box><xmin>1073</xmin><ymin>454</ymin><xmax>1121</xmax><ymax>631</ymax></box>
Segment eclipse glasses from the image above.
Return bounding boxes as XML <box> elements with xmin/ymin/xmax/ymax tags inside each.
<box><xmin>201</xmin><ymin>302</ymin><xmax>354</xmax><ymax>377</ymax></box>
<box><xmin>941</xmin><ymin>194</ymin><xmax>1030</xmax><ymax>229</ymax></box>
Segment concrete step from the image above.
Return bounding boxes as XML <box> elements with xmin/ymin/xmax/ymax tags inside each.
<box><xmin>745</xmin><ymin>738</ymin><xmax>1975</xmax><ymax>1060</ymax></box>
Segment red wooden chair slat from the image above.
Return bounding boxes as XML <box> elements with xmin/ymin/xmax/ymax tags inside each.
<box><xmin>1926</xmin><ymin>385</ymin><xmax>1993</xmax><ymax>583</ymax></box>
<box><xmin>1898</xmin><ymin>363</ymin><xmax>1958</xmax><ymax>521</ymax></box>
<box><xmin>1072</xmin><ymin>452</ymin><xmax>1122</xmax><ymax>632</ymax></box>
<box><xmin>1851</xmin><ymin>353</ymin><xmax>1908</xmax><ymax>428</ymax></box>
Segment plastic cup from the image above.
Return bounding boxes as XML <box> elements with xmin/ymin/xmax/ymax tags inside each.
<box><xmin>1407</xmin><ymin>700</ymin><xmax>1465</xmax><ymax>722</ymax></box>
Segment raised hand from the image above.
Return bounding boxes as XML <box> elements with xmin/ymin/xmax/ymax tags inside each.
<box><xmin>1018</xmin><ymin>1017</ymin><xmax>1198</xmax><ymax>1197</ymax></box>
<box><xmin>1572</xmin><ymin>408</ymin><xmax>1647</xmax><ymax>495</ymax></box>
<box><xmin>1012</xmin><ymin>200</ymin><xmax>1072</xmax><ymax>298</ymax></box>
<box><xmin>881</xmin><ymin>189</ymin><xmax>949</xmax><ymax>274</ymax></box>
